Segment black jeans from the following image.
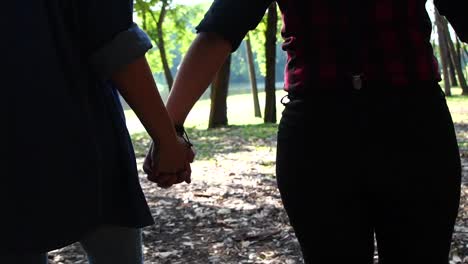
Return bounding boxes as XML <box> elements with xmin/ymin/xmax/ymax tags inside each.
<box><xmin>276</xmin><ymin>83</ymin><xmax>461</xmax><ymax>264</ymax></box>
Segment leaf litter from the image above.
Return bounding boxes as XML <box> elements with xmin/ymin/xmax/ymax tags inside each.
<box><xmin>48</xmin><ymin>123</ymin><xmax>467</xmax><ymax>264</ymax></box>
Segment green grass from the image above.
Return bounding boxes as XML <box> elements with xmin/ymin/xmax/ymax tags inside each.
<box><xmin>125</xmin><ymin>85</ymin><xmax>468</xmax><ymax>160</ymax></box>
<box><xmin>129</xmin><ymin>90</ymin><xmax>283</xmax><ymax>160</ymax></box>
<box><xmin>445</xmin><ymin>87</ymin><xmax>468</xmax><ymax>124</ymax></box>
<box><xmin>132</xmin><ymin>124</ymin><xmax>278</xmax><ymax>161</ymax></box>
<box><xmin>124</xmin><ymin>90</ymin><xmax>287</xmax><ymax>133</ymax></box>
<box><xmin>125</xmin><ymin>86</ymin><xmax>466</xmax><ymax>133</ymax></box>
<box><xmin>128</xmin><ymin>86</ymin><xmax>467</xmax><ymax>159</ymax></box>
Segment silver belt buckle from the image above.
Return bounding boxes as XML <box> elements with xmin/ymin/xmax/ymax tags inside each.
<box><xmin>352</xmin><ymin>75</ymin><xmax>363</xmax><ymax>90</ymax></box>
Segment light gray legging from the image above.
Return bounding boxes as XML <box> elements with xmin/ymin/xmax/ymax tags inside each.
<box><xmin>3</xmin><ymin>226</ymin><xmax>143</xmax><ymax>264</ymax></box>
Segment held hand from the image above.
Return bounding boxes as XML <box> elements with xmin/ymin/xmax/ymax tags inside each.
<box><xmin>143</xmin><ymin>142</ymin><xmax>159</xmax><ymax>183</ymax></box>
<box><xmin>179</xmin><ymin>144</ymin><xmax>196</xmax><ymax>184</ymax></box>
<box><xmin>143</xmin><ymin>137</ymin><xmax>194</xmax><ymax>188</ymax></box>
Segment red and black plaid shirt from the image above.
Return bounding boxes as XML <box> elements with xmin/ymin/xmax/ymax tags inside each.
<box><xmin>197</xmin><ymin>0</ymin><xmax>467</xmax><ymax>94</ymax></box>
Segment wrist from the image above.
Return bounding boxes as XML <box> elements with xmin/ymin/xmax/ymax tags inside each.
<box><xmin>174</xmin><ymin>124</ymin><xmax>185</xmax><ymax>137</ymax></box>
<box><xmin>174</xmin><ymin>124</ymin><xmax>193</xmax><ymax>147</ymax></box>
<box><xmin>155</xmin><ymin>134</ymin><xmax>178</xmax><ymax>150</ymax></box>
<box><xmin>150</xmin><ymin>124</ymin><xmax>178</xmax><ymax>149</ymax></box>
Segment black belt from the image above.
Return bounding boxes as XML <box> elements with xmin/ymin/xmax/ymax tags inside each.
<box><xmin>286</xmin><ymin>78</ymin><xmax>443</xmax><ymax>101</ymax></box>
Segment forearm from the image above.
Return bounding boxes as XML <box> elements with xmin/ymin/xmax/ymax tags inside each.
<box><xmin>166</xmin><ymin>32</ymin><xmax>232</xmax><ymax>125</ymax></box>
<box><xmin>111</xmin><ymin>56</ymin><xmax>178</xmax><ymax>146</ymax></box>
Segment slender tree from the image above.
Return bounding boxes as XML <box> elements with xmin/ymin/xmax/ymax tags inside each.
<box><xmin>135</xmin><ymin>1</ymin><xmax>205</xmax><ymax>91</ymax></box>
<box><xmin>444</xmin><ymin>21</ymin><xmax>468</xmax><ymax>94</ymax></box>
<box><xmin>442</xmin><ymin>18</ymin><xmax>457</xmax><ymax>87</ymax></box>
<box><xmin>156</xmin><ymin>0</ymin><xmax>174</xmax><ymax>89</ymax></box>
<box><xmin>459</xmin><ymin>41</ymin><xmax>468</xmax><ymax>95</ymax></box>
<box><xmin>245</xmin><ymin>34</ymin><xmax>262</xmax><ymax>118</ymax></box>
<box><xmin>434</xmin><ymin>8</ymin><xmax>451</xmax><ymax>95</ymax></box>
<box><xmin>209</xmin><ymin>55</ymin><xmax>231</xmax><ymax>128</ymax></box>
<box><xmin>264</xmin><ymin>3</ymin><xmax>278</xmax><ymax>123</ymax></box>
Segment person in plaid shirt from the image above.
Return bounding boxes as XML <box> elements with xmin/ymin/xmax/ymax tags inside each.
<box><xmin>160</xmin><ymin>0</ymin><xmax>466</xmax><ymax>263</ymax></box>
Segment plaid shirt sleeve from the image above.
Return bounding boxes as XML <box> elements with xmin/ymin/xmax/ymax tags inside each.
<box><xmin>434</xmin><ymin>0</ymin><xmax>467</xmax><ymax>42</ymax></box>
<box><xmin>196</xmin><ymin>0</ymin><xmax>273</xmax><ymax>51</ymax></box>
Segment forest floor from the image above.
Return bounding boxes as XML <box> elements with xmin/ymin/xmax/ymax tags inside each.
<box><xmin>49</xmin><ymin>95</ymin><xmax>468</xmax><ymax>264</ymax></box>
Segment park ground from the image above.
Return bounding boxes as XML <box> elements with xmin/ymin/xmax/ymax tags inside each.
<box><xmin>49</xmin><ymin>89</ymin><xmax>467</xmax><ymax>264</ymax></box>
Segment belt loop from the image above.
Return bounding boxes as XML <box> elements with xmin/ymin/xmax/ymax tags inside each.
<box><xmin>280</xmin><ymin>94</ymin><xmax>290</xmax><ymax>106</ymax></box>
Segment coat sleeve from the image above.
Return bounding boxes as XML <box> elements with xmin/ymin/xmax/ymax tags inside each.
<box><xmin>75</xmin><ymin>0</ymin><xmax>153</xmax><ymax>78</ymax></box>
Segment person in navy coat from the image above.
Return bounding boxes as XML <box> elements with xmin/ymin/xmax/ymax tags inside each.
<box><xmin>2</xmin><ymin>0</ymin><xmax>193</xmax><ymax>263</ymax></box>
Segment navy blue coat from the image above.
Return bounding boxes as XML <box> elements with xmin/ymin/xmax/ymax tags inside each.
<box><xmin>2</xmin><ymin>0</ymin><xmax>154</xmax><ymax>253</ymax></box>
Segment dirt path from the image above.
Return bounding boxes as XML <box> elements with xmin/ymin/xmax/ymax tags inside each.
<box><xmin>47</xmin><ymin>122</ymin><xmax>468</xmax><ymax>264</ymax></box>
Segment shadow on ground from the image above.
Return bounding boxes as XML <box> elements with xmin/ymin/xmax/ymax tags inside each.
<box><xmin>49</xmin><ymin>121</ymin><xmax>467</xmax><ymax>263</ymax></box>
<box><xmin>132</xmin><ymin>124</ymin><xmax>279</xmax><ymax>161</ymax></box>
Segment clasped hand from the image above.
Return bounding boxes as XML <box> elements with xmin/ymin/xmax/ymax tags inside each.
<box><xmin>143</xmin><ymin>136</ymin><xmax>195</xmax><ymax>188</ymax></box>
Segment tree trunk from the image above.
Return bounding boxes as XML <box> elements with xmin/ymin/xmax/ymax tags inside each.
<box><xmin>156</xmin><ymin>0</ymin><xmax>174</xmax><ymax>90</ymax></box>
<box><xmin>245</xmin><ymin>34</ymin><xmax>262</xmax><ymax>118</ymax></box>
<box><xmin>434</xmin><ymin>9</ymin><xmax>451</xmax><ymax>96</ymax></box>
<box><xmin>264</xmin><ymin>3</ymin><xmax>278</xmax><ymax>124</ymax></box>
<box><xmin>464</xmin><ymin>45</ymin><xmax>468</xmax><ymax>77</ymax></box>
<box><xmin>209</xmin><ymin>55</ymin><xmax>231</xmax><ymax>129</ymax></box>
<box><xmin>140</xmin><ymin>1</ymin><xmax>148</xmax><ymax>31</ymax></box>
<box><xmin>447</xmin><ymin>54</ymin><xmax>458</xmax><ymax>87</ymax></box>
<box><xmin>445</xmin><ymin>26</ymin><xmax>468</xmax><ymax>94</ymax></box>
<box><xmin>442</xmin><ymin>18</ymin><xmax>459</xmax><ymax>87</ymax></box>
<box><xmin>460</xmin><ymin>41</ymin><xmax>468</xmax><ymax>95</ymax></box>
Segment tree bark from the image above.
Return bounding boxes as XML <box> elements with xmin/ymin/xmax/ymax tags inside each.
<box><xmin>459</xmin><ymin>41</ymin><xmax>468</xmax><ymax>95</ymax></box>
<box><xmin>444</xmin><ymin>23</ymin><xmax>468</xmax><ymax>94</ymax></box>
<box><xmin>264</xmin><ymin>3</ymin><xmax>278</xmax><ymax>124</ymax></box>
<box><xmin>447</xmin><ymin>54</ymin><xmax>458</xmax><ymax>87</ymax></box>
<box><xmin>435</xmin><ymin>9</ymin><xmax>451</xmax><ymax>96</ymax></box>
<box><xmin>245</xmin><ymin>34</ymin><xmax>262</xmax><ymax>118</ymax></box>
<box><xmin>156</xmin><ymin>0</ymin><xmax>174</xmax><ymax>90</ymax></box>
<box><xmin>209</xmin><ymin>55</ymin><xmax>231</xmax><ymax>129</ymax></box>
<box><xmin>139</xmin><ymin>0</ymin><xmax>148</xmax><ymax>31</ymax></box>
<box><xmin>442</xmin><ymin>18</ymin><xmax>458</xmax><ymax>87</ymax></box>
